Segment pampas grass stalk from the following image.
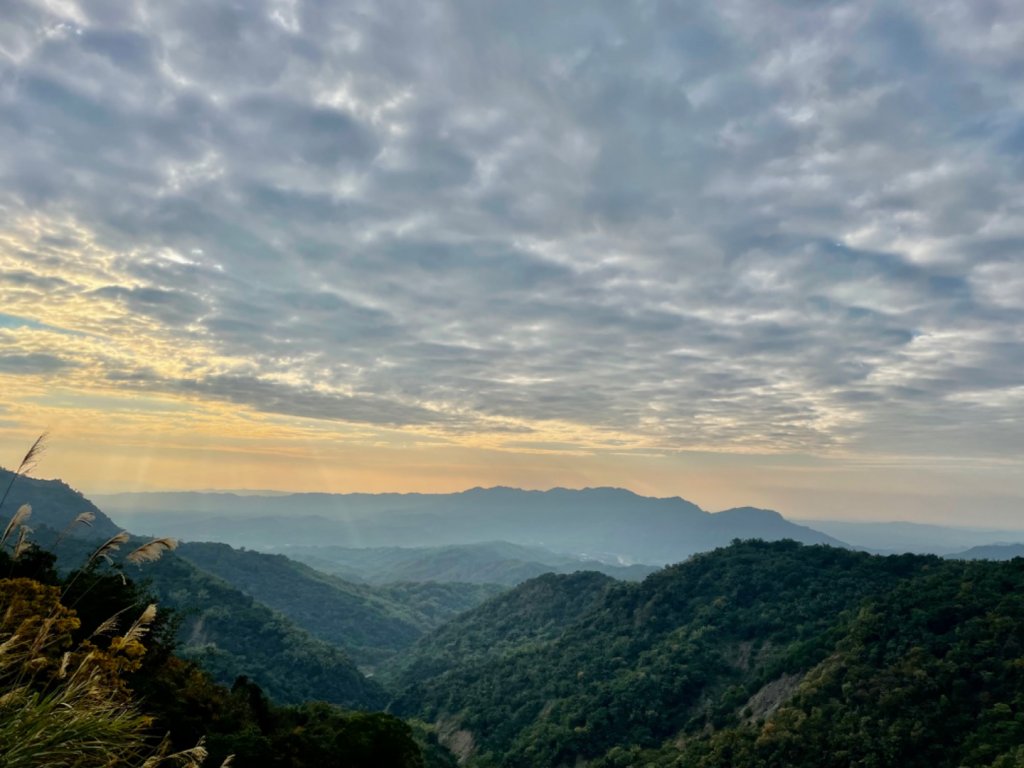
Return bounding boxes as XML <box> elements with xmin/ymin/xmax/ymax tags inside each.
<box><xmin>125</xmin><ymin>538</ymin><xmax>179</xmax><ymax>565</ymax></box>
<box><xmin>0</xmin><ymin>504</ymin><xmax>31</xmax><ymax>549</ymax></box>
<box><xmin>0</xmin><ymin>432</ymin><xmax>48</xmax><ymax>512</ymax></box>
<box><xmin>61</xmin><ymin>531</ymin><xmax>131</xmax><ymax>604</ymax></box>
<box><xmin>85</xmin><ymin>531</ymin><xmax>132</xmax><ymax>569</ymax></box>
<box><xmin>52</xmin><ymin>510</ymin><xmax>96</xmax><ymax>548</ymax></box>
<box><xmin>121</xmin><ymin>604</ymin><xmax>158</xmax><ymax>645</ymax></box>
<box><xmin>2</xmin><ymin>588</ymin><xmax>213</xmax><ymax>767</ymax></box>
<box><xmin>12</xmin><ymin>524</ymin><xmax>32</xmax><ymax>560</ymax></box>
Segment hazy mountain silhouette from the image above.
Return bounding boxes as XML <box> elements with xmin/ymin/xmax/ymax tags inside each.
<box><xmin>97</xmin><ymin>486</ymin><xmax>844</xmax><ymax>563</ymax></box>
<box><xmin>803</xmin><ymin>519</ymin><xmax>1024</xmax><ymax>554</ymax></box>
<box><xmin>948</xmin><ymin>542</ymin><xmax>1024</xmax><ymax>560</ymax></box>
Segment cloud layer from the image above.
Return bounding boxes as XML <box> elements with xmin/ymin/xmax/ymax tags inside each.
<box><xmin>2</xmin><ymin>0</ymin><xmax>1023</xmax><ymax>464</ymax></box>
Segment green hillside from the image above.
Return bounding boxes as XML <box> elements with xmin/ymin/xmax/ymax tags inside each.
<box><xmin>391</xmin><ymin>540</ymin><xmax>1024</xmax><ymax>768</ymax></box>
<box><xmin>609</xmin><ymin>553</ymin><xmax>1024</xmax><ymax>768</ymax></box>
<box><xmin>144</xmin><ymin>552</ymin><xmax>389</xmax><ymax>708</ymax></box>
<box><xmin>47</xmin><ymin>532</ymin><xmax>387</xmax><ymax>710</ymax></box>
<box><xmin>382</xmin><ymin>570</ymin><xmax>617</xmax><ymax>689</ymax></box>
<box><xmin>176</xmin><ymin>541</ymin><xmax>503</xmax><ymax>668</ymax></box>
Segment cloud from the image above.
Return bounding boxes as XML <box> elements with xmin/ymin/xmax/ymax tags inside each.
<box><xmin>0</xmin><ymin>352</ymin><xmax>77</xmax><ymax>375</ymax></box>
<box><xmin>0</xmin><ymin>0</ymin><xmax>1022</xmax><ymax>463</ymax></box>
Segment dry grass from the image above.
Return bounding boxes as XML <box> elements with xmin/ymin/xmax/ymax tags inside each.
<box><xmin>0</xmin><ymin>432</ymin><xmax>48</xmax><ymax>511</ymax></box>
<box><xmin>0</xmin><ymin>436</ymin><xmax>229</xmax><ymax>767</ymax></box>
<box><xmin>1</xmin><ymin>503</ymin><xmax>31</xmax><ymax>550</ymax></box>
<box><xmin>126</xmin><ymin>538</ymin><xmax>179</xmax><ymax>565</ymax></box>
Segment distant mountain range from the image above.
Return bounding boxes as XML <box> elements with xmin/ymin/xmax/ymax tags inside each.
<box><xmin>8</xmin><ymin>471</ymin><xmax>1022</xmax><ymax>563</ymax></box>
<box><xmin>801</xmin><ymin>519</ymin><xmax>1024</xmax><ymax>555</ymax></box>
<box><xmin>948</xmin><ymin>542</ymin><xmax>1024</xmax><ymax>560</ymax></box>
<box><xmin>95</xmin><ymin>486</ymin><xmax>844</xmax><ymax>564</ymax></box>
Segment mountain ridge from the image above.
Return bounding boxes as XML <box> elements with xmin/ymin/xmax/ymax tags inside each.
<box><xmin>0</xmin><ymin>467</ymin><xmax>121</xmax><ymax>540</ymax></box>
<box><xmin>95</xmin><ymin>486</ymin><xmax>846</xmax><ymax>563</ymax></box>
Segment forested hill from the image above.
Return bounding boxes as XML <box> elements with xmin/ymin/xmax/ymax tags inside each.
<box><xmin>0</xmin><ymin>541</ymin><xmax>431</xmax><ymax>767</ymax></box>
<box><xmin>141</xmin><ymin>551</ymin><xmax>389</xmax><ymax>708</ymax></box>
<box><xmin>176</xmin><ymin>541</ymin><xmax>503</xmax><ymax>669</ymax></box>
<box><xmin>48</xmin><ymin>532</ymin><xmax>388</xmax><ymax>710</ymax></box>
<box><xmin>381</xmin><ymin>570</ymin><xmax>617</xmax><ymax>689</ymax></box>
<box><xmin>0</xmin><ymin>467</ymin><xmax>120</xmax><ymax>540</ymax></box>
<box><xmin>391</xmin><ymin>540</ymin><xmax>1024</xmax><ymax>768</ymax></box>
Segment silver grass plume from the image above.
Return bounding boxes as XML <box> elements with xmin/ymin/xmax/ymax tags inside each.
<box><xmin>0</xmin><ymin>504</ymin><xmax>30</xmax><ymax>549</ymax></box>
<box><xmin>13</xmin><ymin>432</ymin><xmax>47</xmax><ymax>476</ymax></box>
<box><xmin>141</xmin><ymin>737</ymin><xmax>210</xmax><ymax>768</ymax></box>
<box><xmin>89</xmin><ymin>605</ymin><xmax>132</xmax><ymax>640</ymax></box>
<box><xmin>125</xmin><ymin>537</ymin><xmax>179</xmax><ymax>565</ymax></box>
<box><xmin>52</xmin><ymin>510</ymin><xmax>96</xmax><ymax>547</ymax></box>
<box><xmin>0</xmin><ymin>432</ymin><xmax>48</xmax><ymax>510</ymax></box>
<box><xmin>85</xmin><ymin>531</ymin><xmax>131</xmax><ymax>569</ymax></box>
<box><xmin>0</xmin><ymin>633</ymin><xmax>22</xmax><ymax>659</ymax></box>
<box><xmin>122</xmin><ymin>604</ymin><xmax>158</xmax><ymax>645</ymax></box>
<box><xmin>12</xmin><ymin>524</ymin><xmax>33</xmax><ymax>560</ymax></box>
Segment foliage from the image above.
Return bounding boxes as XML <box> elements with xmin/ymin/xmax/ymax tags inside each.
<box><xmin>140</xmin><ymin>550</ymin><xmax>389</xmax><ymax>709</ymax></box>
<box><xmin>382</xmin><ymin>570</ymin><xmax>616</xmax><ymax>689</ymax></box>
<box><xmin>175</xmin><ymin>541</ymin><xmax>502</xmax><ymax>669</ymax></box>
<box><xmin>0</xmin><ymin>576</ymin><xmax>205</xmax><ymax>768</ymax></box>
<box><xmin>0</xmin><ymin>542</ymin><xmax>434</xmax><ymax>768</ymax></box>
<box><xmin>654</xmin><ymin>557</ymin><xmax>1024</xmax><ymax>768</ymax></box>
<box><xmin>392</xmin><ymin>540</ymin><xmax>1024</xmax><ymax>768</ymax></box>
<box><xmin>48</xmin><ymin>531</ymin><xmax>388</xmax><ymax>708</ymax></box>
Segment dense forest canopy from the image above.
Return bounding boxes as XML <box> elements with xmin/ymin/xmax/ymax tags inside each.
<box><xmin>391</xmin><ymin>540</ymin><xmax>1024</xmax><ymax>768</ymax></box>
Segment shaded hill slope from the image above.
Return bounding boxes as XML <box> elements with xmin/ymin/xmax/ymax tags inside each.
<box><xmin>48</xmin><ymin>532</ymin><xmax>387</xmax><ymax>709</ymax></box>
<box><xmin>177</xmin><ymin>541</ymin><xmax>502</xmax><ymax>668</ymax></box>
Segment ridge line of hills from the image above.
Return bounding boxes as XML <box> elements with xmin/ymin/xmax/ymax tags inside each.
<box><xmin>8</xmin><ymin>464</ymin><xmax>1023</xmax><ymax>564</ymax></box>
<box><xmin>92</xmin><ymin>484</ymin><xmax>846</xmax><ymax>562</ymax></box>
<box><xmin>4</xmin><ymin>468</ymin><xmax>1024</xmax><ymax>767</ymax></box>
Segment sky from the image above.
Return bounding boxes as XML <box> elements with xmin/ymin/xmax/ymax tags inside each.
<box><xmin>1</xmin><ymin>0</ymin><xmax>1023</xmax><ymax>526</ymax></box>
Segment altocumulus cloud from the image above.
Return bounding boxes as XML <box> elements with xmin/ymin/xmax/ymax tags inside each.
<box><xmin>0</xmin><ymin>0</ymin><xmax>1023</xmax><ymax>459</ymax></box>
